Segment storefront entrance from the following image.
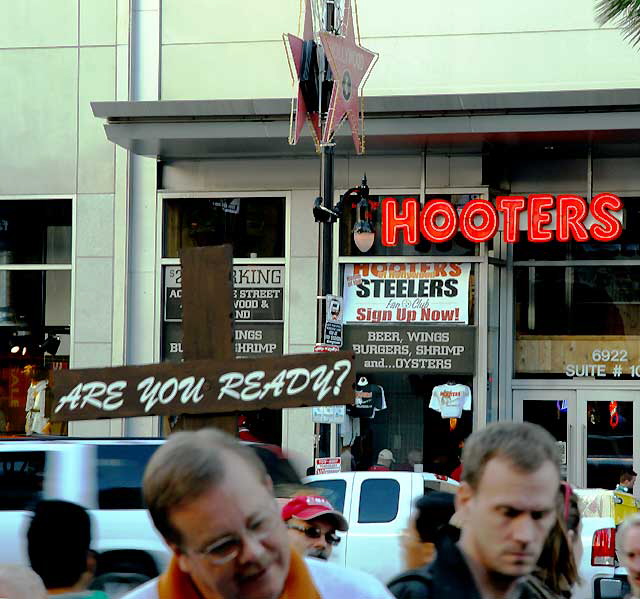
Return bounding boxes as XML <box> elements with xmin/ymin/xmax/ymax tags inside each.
<box><xmin>514</xmin><ymin>389</ymin><xmax>639</xmax><ymax>489</ymax></box>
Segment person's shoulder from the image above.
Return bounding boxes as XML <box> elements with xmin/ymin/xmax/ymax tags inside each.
<box><xmin>305</xmin><ymin>558</ymin><xmax>394</xmax><ymax>598</ymax></box>
<box><xmin>510</xmin><ymin>575</ymin><xmax>561</xmax><ymax>599</ymax></box>
<box><xmin>119</xmin><ymin>578</ymin><xmax>159</xmax><ymax>599</ymax></box>
<box><xmin>387</xmin><ymin>566</ymin><xmax>433</xmax><ymax>598</ymax></box>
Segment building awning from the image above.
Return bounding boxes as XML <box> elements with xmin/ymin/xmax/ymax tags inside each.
<box><xmin>92</xmin><ymin>89</ymin><xmax>640</xmax><ymax>159</ymax></box>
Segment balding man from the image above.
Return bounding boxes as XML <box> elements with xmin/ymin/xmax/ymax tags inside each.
<box><xmin>122</xmin><ymin>428</ymin><xmax>393</xmax><ymax>599</ymax></box>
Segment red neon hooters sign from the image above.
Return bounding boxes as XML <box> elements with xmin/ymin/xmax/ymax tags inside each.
<box><xmin>381</xmin><ymin>194</ymin><xmax>623</xmax><ymax>245</ymax></box>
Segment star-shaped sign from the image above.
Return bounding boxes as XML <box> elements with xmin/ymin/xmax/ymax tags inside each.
<box><xmin>283</xmin><ymin>0</ymin><xmax>322</xmax><ymax>147</ymax></box>
<box><xmin>319</xmin><ymin>0</ymin><xmax>377</xmax><ymax>154</ymax></box>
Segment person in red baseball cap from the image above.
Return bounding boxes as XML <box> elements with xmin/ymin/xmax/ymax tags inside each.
<box><xmin>281</xmin><ymin>495</ymin><xmax>348</xmax><ymax>561</ymax></box>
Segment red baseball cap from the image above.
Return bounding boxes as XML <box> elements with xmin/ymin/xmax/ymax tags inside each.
<box><xmin>281</xmin><ymin>495</ymin><xmax>348</xmax><ymax>531</ymax></box>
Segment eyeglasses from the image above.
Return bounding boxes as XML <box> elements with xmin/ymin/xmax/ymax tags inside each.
<box><xmin>187</xmin><ymin>512</ymin><xmax>278</xmax><ymax>565</ymax></box>
<box><xmin>287</xmin><ymin>524</ymin><xmax>341</xmax><ymax>546</ymax></box>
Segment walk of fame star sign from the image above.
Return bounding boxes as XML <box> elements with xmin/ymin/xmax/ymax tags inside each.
<box><xmin>284</xmin><ymin>0</ymin><xmax>378</xmax><ymax>155</ymax></box>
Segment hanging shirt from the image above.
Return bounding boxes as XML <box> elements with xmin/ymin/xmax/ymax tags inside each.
<box><xmin>348</xmin><ymin>382</ymin><xmax>386</xmax><ymax>419</ymax></box>
<box><xmin>429</xmin><ymin>384</ymin><xmax>472</xmax><ymax>419</ymax></box>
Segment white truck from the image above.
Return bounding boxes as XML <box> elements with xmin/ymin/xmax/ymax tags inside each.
<box><xmin>303</xmin><ymin>470</ymin><xmax>459</xmax><ymax>584</ymax></box>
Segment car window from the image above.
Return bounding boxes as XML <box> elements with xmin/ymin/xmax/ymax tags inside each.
<box><xmin>97</xmin><ymin>444</ymin><xmax>159</xmax><ymax>509</ymax></box>
<box><xmin>304</xmin><ymin>479</ymin><xmax>347</xmax><ymax>513</ymax></box>
<box><xmin>358</xmin><ymin>479</ymin><xmax>400</xmax><ymax>523</ymax></box>
<box><xmin>0</xmin><ymin>451</ymin><xmax>46</xmax><ymax>510</ymax></box>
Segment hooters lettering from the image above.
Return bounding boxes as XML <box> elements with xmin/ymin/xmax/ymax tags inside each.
<box><xmin>380</xmin><ymin>194</ymin><xmax>623</xmax><ymax>245</ymax></box>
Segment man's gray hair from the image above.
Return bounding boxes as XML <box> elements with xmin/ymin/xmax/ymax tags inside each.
<box><xmin>617</xmin><ymin>512</ymin><xmax>640</xmax><ymax>556</ymax></box>
<box><xmin>143</xmin><ymin>428</ymin><xmax>268</xmax><ymax>546</ymax></box>
<box><xmin>461</xmin><ymin>421</ymin><xmax>560</xmax><ymax>489</ymax></box>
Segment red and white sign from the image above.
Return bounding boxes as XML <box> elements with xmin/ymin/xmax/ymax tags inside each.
<box><xmin>315</xmin><ymin>457</ymin><xmax>341</xmax><ymax>475</ymax></box>
<box><xmin>381</xmin><ymin>193</ymin><xmax>624</xmax><ymax>246</ymax></box>
<box><xmin>343</xmin><ymin>263</ymin><xmax>470</xmax><ymax>324</ymax></box>
<box><xmin>314</xmin><ymin>343</ymin><xmax>340</xmax><ymax>353</ymax></box>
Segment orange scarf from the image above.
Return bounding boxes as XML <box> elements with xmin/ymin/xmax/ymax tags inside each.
<box><xmin>157</xmin><ymin>549</ymin><xmax>321</xmax><ymax>599</ymax></box>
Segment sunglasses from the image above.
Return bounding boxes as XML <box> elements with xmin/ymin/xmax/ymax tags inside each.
<box><xmin>287</xmin><ymin>524</ymin><xmax>341</xmax><ymax>546</ymax></box>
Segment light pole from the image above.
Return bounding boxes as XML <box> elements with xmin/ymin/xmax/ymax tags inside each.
<box><xmin>285</xmin><ymin>0</ymin><xmax>377</xmax><ymax>460</ymax></box>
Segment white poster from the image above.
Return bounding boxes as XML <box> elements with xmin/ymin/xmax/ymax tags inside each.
<box><xmin>343</xmin><ymin>263</ymin><xmax>470</xmax><ymax>324</ymax></box>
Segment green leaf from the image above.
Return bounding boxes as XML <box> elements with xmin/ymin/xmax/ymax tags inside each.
<box><xmin>595</xmin><ymin>0</ymin><xmax>640</xmax><ymax>47</ymax></box>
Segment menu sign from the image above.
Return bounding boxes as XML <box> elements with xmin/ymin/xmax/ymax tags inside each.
<box><xmin>165</xmin><ymin>265</ymin><xmax>284</xmax><ymax>322</ymax></box>
<box><xmin>235</xmin><ymin>323</ymin><xmax>283</xmax><ymax>357</ymax></box>
<box><xmin>162</xmin><ymin>265</ymin><xmax>285</xmax><ymax>362</ymax></box>
<box><xmin>165</xmin><ymin>266</ymin><xmax>183</xmax><ymax>321</ymax></box>
<box><xmin>232</xmin><ymin>265</ymin><xmax>284</xmax><ymax>321</ymax></box>
<box><xmin>343</xmin><ymin>325</ymin><xmax>475</xmax><ymax>373</ymax></box>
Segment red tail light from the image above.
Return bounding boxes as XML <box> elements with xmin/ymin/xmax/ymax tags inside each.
<box><xmin>592</xmin><ymin>527</ymin><xmax>616</xmax><ymax>566</ymax></box>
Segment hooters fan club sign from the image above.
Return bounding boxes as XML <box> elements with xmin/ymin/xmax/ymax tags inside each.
<box><xmin>381</xmin><ymin>193</ymin><xmax>623</xmax><ymax>245</ymax></box>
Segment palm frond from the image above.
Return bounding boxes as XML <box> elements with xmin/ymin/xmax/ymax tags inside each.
<box><xmin>595</xmin><ymin>0</ymin><xmax>640</xmax><ymax>47</ymax></box>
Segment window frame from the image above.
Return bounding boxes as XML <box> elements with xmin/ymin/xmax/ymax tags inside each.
<box><xmin>156</xmin><ymin>191</ymin><xmax>291</xmax><ymax>364</ymax></box>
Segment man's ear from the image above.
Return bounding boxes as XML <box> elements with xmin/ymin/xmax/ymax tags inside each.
<box><xmin>455</xmin><ymin>481</ymin><xmax>474</xmax><ymax>515</ymax></box>
<box><xmin>169</xmin><ymin>543</ymin><xmax>192</xmax><ymax>574</ymax></box>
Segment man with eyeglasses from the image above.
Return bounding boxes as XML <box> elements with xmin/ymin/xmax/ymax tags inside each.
<box><xmin>122</xmin><ymin>428</ymin><xmax>393</xmax><ymax>599</ymax></box>
<box><xmin>281</xmin><ymin>495</ymin><xmax>348</xmax><ymax>560</ymax></box>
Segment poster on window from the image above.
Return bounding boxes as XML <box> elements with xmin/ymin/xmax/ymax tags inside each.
<box><xmin>343</xmin><ymin>263</ymin><xmax>470</xmax><ymax>324</ymax></box>
<box><xmin>164</xmin><ymin>265</ymin><xmax>284</xmax><ymax>322</ymax></box>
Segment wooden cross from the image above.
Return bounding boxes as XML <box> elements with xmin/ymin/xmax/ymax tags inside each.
<box><xmin>50</xmin><ymin>246</ymin><xmax>355</xmax><ymax>427</ymax></box>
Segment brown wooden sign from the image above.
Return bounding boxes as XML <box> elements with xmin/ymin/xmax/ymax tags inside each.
<box><xmin>50</xmin><ymin>351</ymin><xmax>355</xmax><ymax>421</ymax></box>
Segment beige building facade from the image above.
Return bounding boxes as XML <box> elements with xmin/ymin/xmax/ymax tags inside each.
<box><xmin>2</xmin><ymin>0</ymin><xmax>640</xmax><ymax>481</ymax></box>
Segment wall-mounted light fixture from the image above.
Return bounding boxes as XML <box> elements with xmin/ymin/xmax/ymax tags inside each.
<box><xmin>353</xmin><ymin>195</ymin><xmax>375</xmax><ymax>253</ymax></box>
<box><xmin>39</xmin><ymin>333</ymin><xmax>61</xmax><ymax>356</ymax></box>
<box><xmin>312</xmin><ymin>174</ymin><xmax>374</xmax><ymax>252</ymax></box>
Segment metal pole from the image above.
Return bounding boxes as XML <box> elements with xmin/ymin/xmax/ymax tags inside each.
<box><xmin>313</xmin><ymin>0</ymin><xmax>337</xmax><ymax>460</ymax></box>
<box><xmin>316</xmin><ymin>145</ymin><xmax>335</xmax><ymax>343</ymax></box>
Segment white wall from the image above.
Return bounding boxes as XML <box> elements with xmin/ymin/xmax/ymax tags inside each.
<box><xmin>159</xmin><ymin>0</ymin><xmax>640</xmax><ymax>100</ymax></box>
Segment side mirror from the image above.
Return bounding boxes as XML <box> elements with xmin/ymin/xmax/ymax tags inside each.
<box><xmin>599</xmin><ymin>579</ymin><xmax>623</xmax><ymax>599</ymax></box>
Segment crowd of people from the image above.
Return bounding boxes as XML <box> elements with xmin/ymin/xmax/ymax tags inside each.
<box><xmin>2</xmin><ymin>421</ymin><xmax>640</xmax><ymax>599</ymax></box>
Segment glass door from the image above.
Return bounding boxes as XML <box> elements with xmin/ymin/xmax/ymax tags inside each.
<box><xmin>513</xmin><ymin>390</ymin><xmax>577</xmax><ymax>484</ymax></box>
<box><xmin>576</xmin><ymin>390</ymin><xmax>639</xmax><ymax>491</ymax></box>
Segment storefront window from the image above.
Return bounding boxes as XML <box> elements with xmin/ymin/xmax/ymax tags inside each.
<box><xmin>342</xmin><ymin>372</ymin><xmax>473</xmax><ymax>477</ymax></box>
<box><xmin>514</xmin><ymin>197</ymin><xmax>640</xmax><ymax>261</ymax></box>
<box><xmin>0</xmin><ymin>200</ymin><xmax>71</xmax><ymax>264</ymax></box>
<box><xmin>164</xmin><ymin>197</ymin><xmax>285</xmax><ymax>258</ymax></box>
<box><xmin>0</xmin><ymin>199</ymin><xmax>72</xmax><ymax>435</ymax></box>
<box><xmin>515</xmin><ymin>265</ymin><xmax>640</xmax><ymax>378</ymax></box>
<box><xmin>340</xmin><ymin>260</ymin><xmax>476</xmax><ymax>477</ymax></box>
<box><xmin>161</xmin><ymin>264</ymin><xmax>285</xmax><ymax>362</ymax></box>
<box><xmin>161</xmin><ymin>196</ymin><xmax>287</xmax><ymax>442</ymax></box>
<box><xmin>339</xmin><ymin>194</ymin><xmax>479</xmax><ymax>257</ymax></box>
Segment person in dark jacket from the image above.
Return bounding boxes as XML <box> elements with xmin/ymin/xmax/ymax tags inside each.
<box><xmin>400</xmin><ymin>492</ymin><xmax>458</xmax><ymax>571</ymax></box>
<box><xmin>388</xmin><ymin>422</ymin><xmax>560</xmax><ymax>599</ymax></box>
